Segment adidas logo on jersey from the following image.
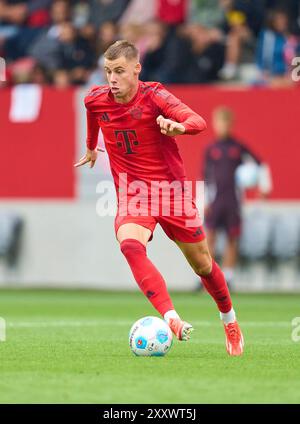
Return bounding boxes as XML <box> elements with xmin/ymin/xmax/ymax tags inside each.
<box><xmin>101</xmin><ymin>112</ymin><xmax>110</xmax><ymax>122</ymax></box>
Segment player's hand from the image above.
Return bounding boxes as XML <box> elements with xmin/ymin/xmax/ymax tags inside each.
<box><xmin>156</xmin><ymin>115</ymin><xmax>185</xmax><ymax>136</ymax></box>
<box><xmin>74</xmin><ymin>147</ymin><xmax>104</xmax><ymax>169</ymax></box>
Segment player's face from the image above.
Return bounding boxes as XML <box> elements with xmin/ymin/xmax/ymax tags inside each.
<box><xmin>104</xmin><ymin>56</ymin><xmax>141</xmax><ymax>101</ymax></box>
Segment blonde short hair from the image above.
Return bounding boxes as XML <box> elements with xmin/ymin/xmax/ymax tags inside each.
<box><xmin>104</xmin><ymin>40</ymin><xmax>139</xmax><ymax>61</ymax></box>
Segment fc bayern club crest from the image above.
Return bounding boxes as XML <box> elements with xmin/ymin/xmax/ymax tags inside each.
<box><xmin>129</xmin><ymin>106</ymin><xmax>143</xmax><ymax>119</ymax></box>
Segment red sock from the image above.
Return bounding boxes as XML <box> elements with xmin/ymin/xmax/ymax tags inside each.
<box><xmin>199</xmin><ymin>260</ymin><xmax>232</xmax><ymax>313</ymax></box>
<box><xmin>120</xmin><ymin>239</ymin><xmax>174</xmax><ymax>316</ymax></box>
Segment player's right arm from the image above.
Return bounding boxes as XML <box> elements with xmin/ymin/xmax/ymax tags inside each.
<box><xmin>74</xmin><ymin>87</ymin><xmax>104</xmax><ymax>169</ymax></box>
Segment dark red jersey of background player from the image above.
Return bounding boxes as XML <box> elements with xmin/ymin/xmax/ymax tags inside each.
<box><xmin>84</xmin><ymin>81</ymin><xmax>206</xmax><ymax>200</ymax></box>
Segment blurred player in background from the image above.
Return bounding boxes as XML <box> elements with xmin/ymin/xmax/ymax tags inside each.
<box><xmin>203</xmin><ymin>106</ymin><xmax>271</xmax><ymax>287</ymax></box>
<box><xmin>75</xmin><ymin>40</ymin><xmax>244</xmax><ymax>356</ymax></box>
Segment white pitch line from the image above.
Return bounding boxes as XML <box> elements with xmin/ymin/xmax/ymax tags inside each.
<box><xmin>6</xmin><ymin>320</ymin><xmax>292</xmax><ymax>328</ymax></box>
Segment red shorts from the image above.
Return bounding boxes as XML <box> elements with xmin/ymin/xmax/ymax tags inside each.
<box><xmin>114</xmin><ymin>200</ymin><xmax>206</xmax><ymax>243</ymax></box>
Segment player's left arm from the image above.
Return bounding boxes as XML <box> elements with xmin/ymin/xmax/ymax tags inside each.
<box><xmin>153</xmin><ymin>84</ymin><xmax>207</xmax><ymax>137</ymax></box>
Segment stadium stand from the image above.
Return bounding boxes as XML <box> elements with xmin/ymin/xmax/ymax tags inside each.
<box><xmin>0</xmin><ymin>0</ymin><xmax>299</xmax><ymax>86</ymax></box>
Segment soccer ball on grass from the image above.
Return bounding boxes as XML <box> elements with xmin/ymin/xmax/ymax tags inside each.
<box><xmin>129</xmin><ymin>316</ymin><xmax>173</xmax><ymax>357</ymax></box>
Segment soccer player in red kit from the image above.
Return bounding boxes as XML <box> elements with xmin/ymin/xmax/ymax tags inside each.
<box><xmin>75</xmin><ymin>40</ymin><xmax>244</xmax><ymax>356</ymax></box>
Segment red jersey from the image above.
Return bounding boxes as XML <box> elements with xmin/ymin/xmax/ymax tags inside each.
<box><xmin>84</xmin><ymin>81</ymin><xmax>206</xmax><ymax>199</ymax></box>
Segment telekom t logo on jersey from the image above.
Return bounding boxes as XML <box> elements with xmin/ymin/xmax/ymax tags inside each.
<box><xmin>115</xmin><ymin>130</ymin><xmax>139</xmax><ymax>154</ymax></box>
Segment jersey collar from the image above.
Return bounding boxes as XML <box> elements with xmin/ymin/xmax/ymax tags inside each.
<box><xmin>108</xmin><ymin>81</ymin><xmax>141</xmax><ymax>107</ymax></box>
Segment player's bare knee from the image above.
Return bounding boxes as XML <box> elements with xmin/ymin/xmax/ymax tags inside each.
<box><xmin>192</xmin><ymin>253</ymin><xmax>212</xmax><ymax>276</ymax></box>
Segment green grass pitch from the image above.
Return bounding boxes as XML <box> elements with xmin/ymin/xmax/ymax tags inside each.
<box><xmin>0</xmin><ymin>289</ymin><xmax>299</xmax><ymax>404</ymax></box>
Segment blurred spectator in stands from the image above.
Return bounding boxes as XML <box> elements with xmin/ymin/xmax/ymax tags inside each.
<box><xmin>4</xmin><ymin>55</ymin><xmax>50</xmax><ymax>85</ymax></box>
<box><xmin>256</xmin><ymin>8</ymin><xmax>300</xmax><ymax>86</ymax></box>
<box><xmin>72</xmin><ymin>0</ymin><xmax>90</xmax><ymax>29</ymax></box>
<box><xmin>31</xmin><ymin>62</ymin><xmax>49</xmax><ymax>84</ymax></box>
<box><xmin>29</xmin><ymin>0</ymin><xmax>71</xmax><ymax>71</ymax></box>
<box><xmin>88</xmin><ymin>0</ymin><xmax>130</xmax><ymax>28</ymax></box>
<box><xmin>264</xmin><ymin>0</ymin><xmax>300</xmax><ymax>35</ymax></box>
<box><xmin>96</xmin><ymin>21</ymin><xmax>118</xmax><ymax>57</ymax></box>
<box><xmin>140</xmin><ymin>20</ymin><xmax>195</xmax><ymax>83</ymax></box>
<box><xmin>72</xmin><ymin>2</ymin><xmax>96</xmax><ymax>53</ymax></box>
<box><xmin>77</xmin><ymin>21</ymin><xmax>96</xmax><ymax>53</ymax></box>
<box><xmin>86</xmin><ymin>20</ymin><xmax>118</xmax><ymax>87</ymax></box>
<box><xmin>7</xmin><ymin>56</ymin><xmax>35</xmax><ymax>84</ymax></box>
<box><xmin>29</xmin><ymin>1</ymin><xmax>94</xmax><ymax>86</ymax></box>
<box><xmin>1</xmin><ymin>0</ymin><xmax>51</xmax><ymax>60</ymax></box>
<box><xmin>119</xmin><ymin>0</ymin><xmax>155</xmax><ymax>25</ymax></box>
<box><xmin>1</xmin><ymin>0</ymin><xmax>298</xmax><ymax>87</ymax></box>
<box><xmin>50</xmin><ymin>0</ymin><xmax>70</xmax><ymax>26</ymax></box>
<box><xmin>53</xmin><ymin>68</ymin><xmax>71</xmax><ymax>87</ymax></box>
<box><xmin>156</xmin><ymin>0</ymin><xmax>189</xmax><ymax>26</ymax></box>
<box><xmin>203</xmin><ymin>106</ymin><xmax>268</xmax><ymax>287</ymax></box>
<box><xmin>189</xmin><ymin>0</ymin><xmax>222</xmax><ymax>28</ymax></box>
<box><xmin>218</xmin><ymin>0</ymin><xmax>264</xmax><ymax>80</ymax></box>
<box><xmin>181</xmin><ymin>23</ymin><xmax>225</xmax><ymax>82</ymax></box>
<box><xmin>54</xmin><ymin>21</ymin><xmax>94</xmax><ymax>85</ymax></box>
<box><xmin>119</xmin><ymin>23</ymin><xmax>148</xmax><ymax>60</ymax></box>
<box><xmin>0</xmin><ymin>0</ymin><xmax>29</xmax><ymax>36</ymax></box>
